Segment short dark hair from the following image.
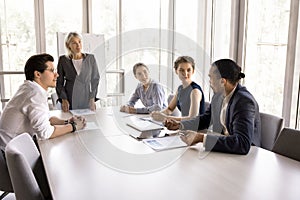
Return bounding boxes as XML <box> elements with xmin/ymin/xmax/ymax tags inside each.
<box><xmin>24</xmin><ymin>53</ymin><xmax>54</xmax><ymax>81</ymax></box>
<box><xmin>174</xmin><ymin>56</ymin><xmax>195</xmax><ymax>70</ymax></box>
<box><xmin>132</xmin><ymin>62</ymin><xmax>149</xmax><ymax>75</ymax></box>
<box><xmin>211</xmin><ymin>59</ymin><xmax>245</xmax><ymax>84</ymax></box>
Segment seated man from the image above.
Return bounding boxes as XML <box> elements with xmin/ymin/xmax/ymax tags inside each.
<box><xmin>0</xmin><ymin>53</ymin><xmax>86</xmax><ymax>149</ymax></box>
<box><xmin>164</xmin><ymin>59</ymin><xmax>261</xmax><ymax>155</ymax></box>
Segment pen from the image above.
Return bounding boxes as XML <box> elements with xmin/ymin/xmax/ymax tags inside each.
<box><xmin>179</xmin><ymin>132</ymin><xmax>185</xmax><ymax>136</ymax></box>
<box><xmin>122</xmin><ymin>114</ymin><xmax>135</xmax><ymax>118</ymax></box>
<box><xmin>178</xmin><ymin>130</ymin><xmax>189</xmax><ymax>136</ymax></box>
<box><xmin>139</xmin><ymin>117</ymin><xmax>164</xmax><ymax>127</ymax></box>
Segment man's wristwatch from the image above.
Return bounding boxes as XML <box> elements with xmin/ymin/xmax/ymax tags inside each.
<box><xmin>179</xmin><ymin>123</ymin><xmax>184</xmax><ymax>130</ymax></box>
<box><xmin>69</xmin><ymin>121</ymin><xmax>77</xmax><ymax>132</ymax></box>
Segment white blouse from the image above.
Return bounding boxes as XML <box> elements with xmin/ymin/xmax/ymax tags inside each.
<box><xmin>72</xmin><ymin>58</ymin><xmax>83</xmax><ymax>75</ymax></box>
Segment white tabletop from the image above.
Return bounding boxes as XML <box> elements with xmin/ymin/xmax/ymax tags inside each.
<box><xmin>39</xmin><ymin>107</ymin><xmax>300</xmax><ymax>200</ymax></box>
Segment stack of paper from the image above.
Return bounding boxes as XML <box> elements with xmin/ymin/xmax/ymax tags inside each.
<box><xmin>126</xmin><ymin>116</ymin><xmax>164</xmax><ymax>139</ymax></box>
<box><xmin>143</xmin><ymin>135</ymin><xmax>187</xmax><ymax>151</ymax></box>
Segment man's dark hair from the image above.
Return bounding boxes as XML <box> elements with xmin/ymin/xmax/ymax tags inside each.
<box><xmin>24</xmin><ymin>53</ymin><xmax>54</xmax><ymax>81</ymax></box>
<box><xmin>212</xmin><ymin>59</ymin><xmax>245</xmax><ymax>84</ymax></box>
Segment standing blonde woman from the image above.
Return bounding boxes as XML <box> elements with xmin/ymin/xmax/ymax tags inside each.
<box><xmin>56</xmin><ymin>32</ymin><xmax>100</xmax><ymax>112</ymax></box>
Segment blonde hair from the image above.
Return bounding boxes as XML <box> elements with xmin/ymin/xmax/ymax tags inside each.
<box><xmin>65</xmin><ymin>32</ymin><xmax>83</xmax><ymax>57</ymax></box>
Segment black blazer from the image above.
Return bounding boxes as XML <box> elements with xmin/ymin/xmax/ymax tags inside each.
<box><xmin>205</xmin><ymin>84</ymin><xmax>261</xmax><ymax>154</ymax></box>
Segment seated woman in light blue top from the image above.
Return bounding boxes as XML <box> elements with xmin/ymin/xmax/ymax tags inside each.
<box><xmin>151</xmin><ymin>56</ymin><xmax>205</xmax><ymax>121</ymax></box>
<box><xmin>120</xmin><ymin>63</ymin><xmax>167</xmax><ymax>114</ymax></box>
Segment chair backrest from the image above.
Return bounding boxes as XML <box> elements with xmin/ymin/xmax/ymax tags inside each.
<box><xmin>260</xmin><ymin>112</ymin><xmax>284</xmax><ymax>151</ymax></box>
<box><xmin>5</xmin><ymin>133</ymin><xmax>51</xmax><ymax>200</ymax></box>
<box><xmin>50</xmin><ymin>93</ymin><xmax>58</xmax><ymax>107</ymax></box>
<box><xmin>50</xmin><ymin>93</ymin><xmax>61</xmax><ymax>110</ymax></box>
<box><xmin>0</xmin><ymin>148</ymin><xmax>13</xmax><ymax>193</ymax></box>
<box><xmin>0</xmin><ymin>130</ymin><xmax>13</xmax><ymax>193</ymax></box>
<box><xmin>204</xmin><ymin>101</ymin><xmax>210</xmax><ymax>111</ymax></box>
<box><xmin>167</xmin><ymin>94</ymin><xmax>181</xmax><ymax>116</ymax></box>
<box><xmin>272</xmin><ymin>128</ymin><xmax>300</xmax><ymax>162</ymax></box>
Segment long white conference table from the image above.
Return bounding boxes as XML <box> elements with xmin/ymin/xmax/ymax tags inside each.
<box><xmin>38</xmin><ymin>107</ymin><xmax>300</xmax><ymax>200</ymax></box>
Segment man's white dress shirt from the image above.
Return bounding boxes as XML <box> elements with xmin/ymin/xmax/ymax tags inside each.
<box><xmin>0</xmin><ymin>80</ymin><xmax>54</xmax><ymax>146</ymax></box>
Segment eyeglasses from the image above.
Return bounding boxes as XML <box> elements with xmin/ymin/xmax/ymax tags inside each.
<box><xmin>45</xmin><ymin>68</ymin><xmax>57</xmax><ymax>73</ymax></box>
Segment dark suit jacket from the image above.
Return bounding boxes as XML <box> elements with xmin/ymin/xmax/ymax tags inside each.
<box><xmin>182</xmin><ymin>84</ymin><xmax>261</xmax><ymax>155</ymax></box>
<box><xmin>56</xmin><ymin>54</ymin><xmax>100</xmax><ymax>110</ymax></box>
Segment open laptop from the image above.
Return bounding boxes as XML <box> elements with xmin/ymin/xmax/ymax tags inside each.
<box><xmin>126</xmin><ymin>116</ymin><xmax>164</xmax><ymax>139</ymax></box>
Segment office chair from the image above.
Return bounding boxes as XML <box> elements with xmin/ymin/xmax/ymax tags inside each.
<box><xmin>0</xmin><ymin>130</ymin><xmax>14</xmax><ymax>200</ymax></box>
<box><xmin>50</xmin><ymin>93</ymin><xmax>60</xmax><ymax>110</ymax></box>
<box><xmin>167</xmin><ymin>94</ymin><xmax>181</xmax><ymax>116</ymax></box>
<box><xmin>5</xmin><ymin>133</ymin><xmax>52</xmax><ymax>200</ymax></box>
<box><xmin>260</xmin><ymin>112</ymin><xmax>284</xmax><ymax>151</ymax></box>
<box><xmin>272</xmin><ymin>128</ymin><xmax>300</xmax><ymax>162</ymax></box>
<box><xmin>0</xmin><ymin>149</ymin><xmax>13</xmax><ymax>199</ymax></box>
<box><xmin>204</xmin><ymin>101</ymin><xmax>210</xmax><ymax>111</ymax></box>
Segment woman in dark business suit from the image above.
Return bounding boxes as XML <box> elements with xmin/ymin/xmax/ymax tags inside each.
<box><xmin>56</xmin><ymin>32</ymin><xmax>100</xmax><ymax>112</ymax></box>
<box><xmin>164</xmin><ymin>59</ymin><xmax>261</xmax><ymax>155</ymax></box>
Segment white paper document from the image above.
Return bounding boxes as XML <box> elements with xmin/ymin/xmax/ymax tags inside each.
<box><xmin>143</xmin><ymin>135</ymin><xmax>188</xmax><ymax>151</ymax></box>
<box><xmin>70</xmin><ymin>109</ymin><xmax>96</xmax><ymax>116</ymax></box>
<box><xmin>77</xmin><ymin>122</ymin><xmax>99</xmax><ymax>132</ymax></box>
<box><xmin>139</xmin><ymin>117</ymin><xmax>164</xmax><ymax>126</ymax></box>
<box><xmin>126</xmin><ymin>116</ymin><xmax>163</xmax><ymax>132</ymax></box>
